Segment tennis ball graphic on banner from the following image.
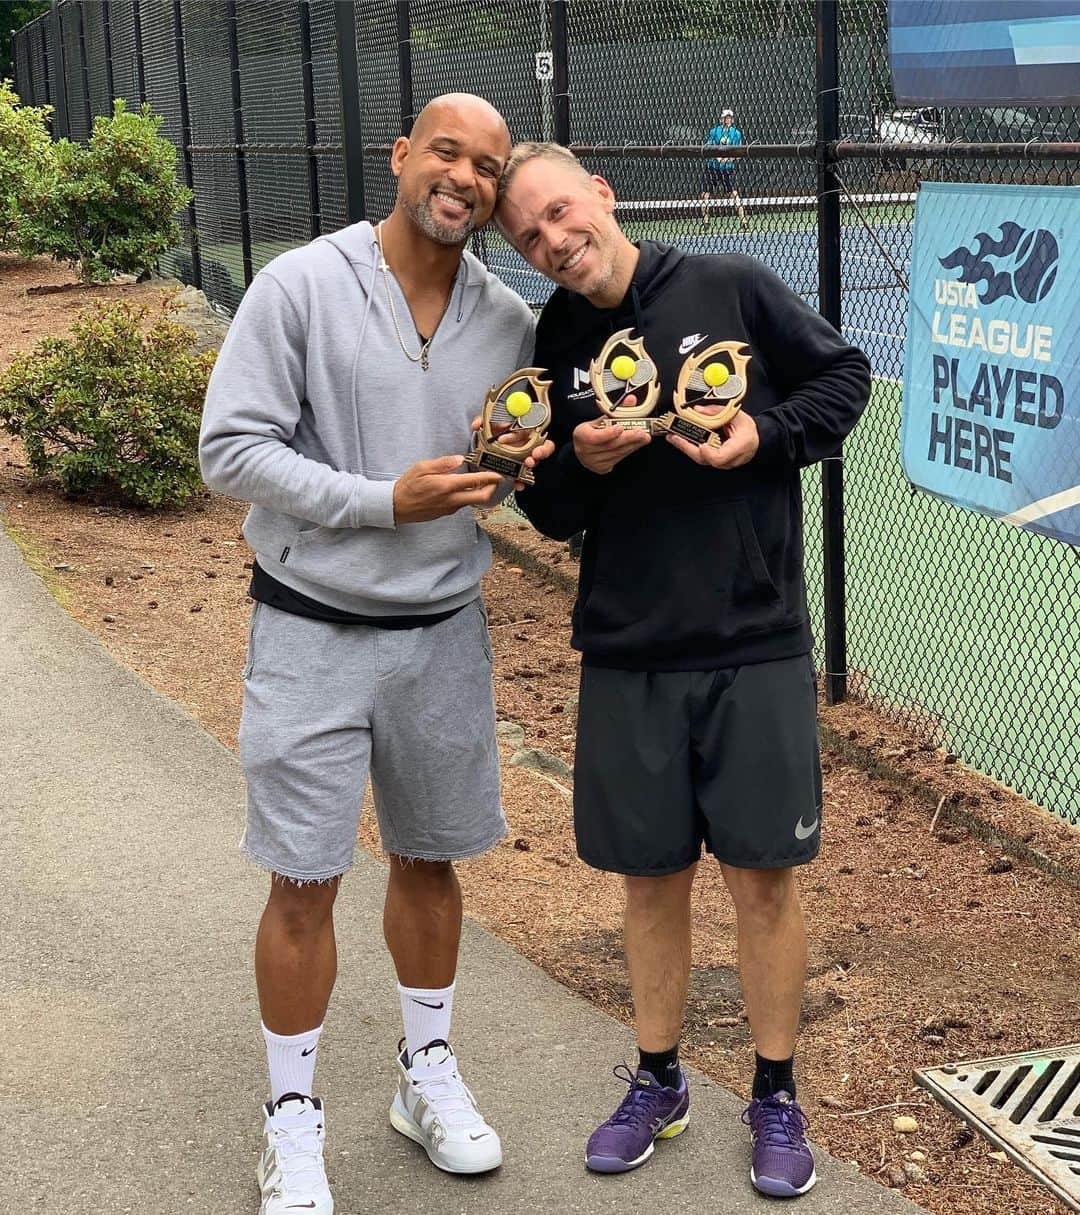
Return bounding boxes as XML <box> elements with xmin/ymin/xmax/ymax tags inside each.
<box><xmin>1010</xmin><ymin>228</ymin><xmax>1059</xmax><ymax>304</ymax></box>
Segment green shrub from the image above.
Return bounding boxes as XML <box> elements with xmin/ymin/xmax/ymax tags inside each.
<box><xmin>0</xmin><ymin>298</ymin><xmax>215</xmax><ymax>508</ymax></box>
<box><xmin>0</xmin><ymin>78</ymin><xmax>54</xmax><ymax>251</ymax></box>
<box><xmin>21</xmin><ymin>98</ymin><xmax>192</xmax><ymax>283</ymax></box>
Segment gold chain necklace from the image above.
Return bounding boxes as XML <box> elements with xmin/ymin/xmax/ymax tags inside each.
<box><xmin>376</xmin><ymin>221</ymin><xmax>432</xmax><ymax>372</ymax></box>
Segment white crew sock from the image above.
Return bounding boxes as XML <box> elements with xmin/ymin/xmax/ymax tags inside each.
<box><xmin>262</xmin><ymin>1022</ymin><xmax>323</xmax><ymax>1103</ymax></box>
<box><xmin>398</xmin><ymin>981</ymin><xmax>455</xmax><ymax>1062</ymax></box>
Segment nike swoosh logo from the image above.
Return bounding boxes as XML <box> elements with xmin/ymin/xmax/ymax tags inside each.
<box><xmin>300</xmin><ymin>1045</ymin><xmax>317</xmax><ymax>1056</ymax></box>
<box><xmin>411</xmin><ymin>999</ymin><xmax>445</xmax><ymax>1010</ymax></box>
<box><xmin>287</xmin><ymin>1204</ymin><xmax>317</xmax><ymax>1209</ymax></box>
<box><xmin>679</xmin><ymin>334</ymin><xmax>705</xmax><ymax>354</ymax></box>
<box><xmin>469</xmin><ymin>1131</ymin><xmax>490</xmax><ymax>1140</ymax></box>
<box><xmin>794</xmin><ymin>816</ymin><xmax>819</xmax><ymax>840</ymax></box>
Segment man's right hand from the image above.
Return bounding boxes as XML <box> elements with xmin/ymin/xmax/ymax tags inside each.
<box><xmin>572</xmin><ymin>417</ymin><xmax>651</xmax><ymax>474</ymax></box>
<box><xmin>393</xmin><ymin>455</ymin><xmax>504</xmax><ymax>523</ymax></box>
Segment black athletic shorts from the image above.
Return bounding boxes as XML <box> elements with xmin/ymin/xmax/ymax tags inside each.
<box><xmin>573</xmin><ymin>655</ymin><xmax>822</xmax><ymax>875</ymax></box>
<box><xmin>703</xmin><ymin>165</ymin><xmax>736</xmax><ymax>195</ymax></box>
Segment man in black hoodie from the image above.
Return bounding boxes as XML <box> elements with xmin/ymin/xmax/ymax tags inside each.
<box><xmin>496</xmin><ymin>143</ymin><xmax>870</xmax><ymax>1197</ymax></box>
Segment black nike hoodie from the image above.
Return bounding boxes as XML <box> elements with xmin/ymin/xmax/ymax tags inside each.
<box><xmin>515</xmin><ymin>241</ymin><xmax>871</xmax><ymax>670</ymax></box>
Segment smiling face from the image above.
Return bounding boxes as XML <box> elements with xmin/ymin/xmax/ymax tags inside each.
<box><xmin>496</xmin><ymin>155</ymin><xmax>637</xmax><ymax>307</ymax></box>
<box><xmin>391</xmin><ymin>96</ymin><xmax>510</xmax><ymax>245</ymax></box>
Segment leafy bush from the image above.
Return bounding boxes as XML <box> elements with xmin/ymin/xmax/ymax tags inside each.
<box><xmin>0</xmin><ymin>78</ymin><xmax>54</xmax><ymax>251</ymax></box>
<box><xmin>20</xmin><ymin>98</ymin><xmax>191</xmax><ymax>283</ymax></box>
<box><xmin>0</xmin><ymin>299</ymin><xmax>215</xmax><ymax>507</ymax></box>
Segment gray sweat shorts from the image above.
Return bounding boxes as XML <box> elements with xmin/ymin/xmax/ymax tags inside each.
<box><xmin>237</xmin><ymin>598</ymin><xmax>505</xmax><ymax>881</ymax></box>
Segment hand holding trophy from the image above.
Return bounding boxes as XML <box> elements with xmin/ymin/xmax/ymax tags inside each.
<box><xmin>589</xmin><ymin>328</ymin><xmax>662</xmax><ymax>431</ymax></box>
<box><xmin>465</xmin><ymin>368</ymin><xmax>553</xmax><ymax>486</ymax></box>
<box><xmin>656</xmin><ymin>341</ymin><xmax>751</xmax><ymax>448</ymax></box>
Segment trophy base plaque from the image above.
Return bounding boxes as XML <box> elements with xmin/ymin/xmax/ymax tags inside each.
<box><xmin>602</xmin><ymin>417</ymin><xmax>664</xmax><ymax>434</ymax></box>
<box><xmin>654</xmin><ymin>412</ymin><xmax>724</xmax><ymax>448</ymax></box>
<box><xmin>465</xmin><ymin>447</ymin><xmax>535</xmax><ymax>485</ymax></box>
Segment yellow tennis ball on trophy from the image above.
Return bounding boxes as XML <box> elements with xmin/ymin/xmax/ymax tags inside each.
<box><xmin>611</xmin><ymin>354</ymin><xmax>636</xmax><ymax>381</ymax></box>
<box><xmin>702</xmin><ymin>361</ymin><xmax>729</xmax><ymax>388</ymax></box>
<box><xmin>505</xmin><ymin>390</ymin><xmax>532</xmax><ymax>418</ymax></box>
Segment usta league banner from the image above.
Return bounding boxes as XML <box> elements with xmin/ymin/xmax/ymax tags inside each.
<box><xmin>889</xmin><ymin>1</ymin><xmax>1080</xmax><ymax>105</ymax></box>
<box><xmin>901</xmin><ymin>183</ymin><xmax>1080</xmax><ymax>546</ymax></box>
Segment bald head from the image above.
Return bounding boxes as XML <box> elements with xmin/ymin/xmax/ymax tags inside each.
<box><xmin>390</xmin><ymin>93</ymin><xmax>511</xmax><ymax>245</ymax></box>
<box><xmin>411</xmin><ymin>93</ymin><xmax>510</xmax><ymax>156</ymax></box>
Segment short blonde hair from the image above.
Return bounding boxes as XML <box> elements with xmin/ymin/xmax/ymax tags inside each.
<box><xmin>498</xmin><ymin>141</ymin><xmax>592</xmax><ymax>198</ymax></box>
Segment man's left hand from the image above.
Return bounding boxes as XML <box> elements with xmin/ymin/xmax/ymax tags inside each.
<box><xmin>666</xmin><ymin>408</ymin><xmax>759</xmax><ymax>469</ymax></box>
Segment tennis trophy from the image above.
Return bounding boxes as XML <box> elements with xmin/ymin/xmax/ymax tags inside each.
<box><xmin>465</xmin><ymin>367</ymin><xmax>552</xmax><ymax>486</ymax></box>
<box><xmin>589</xmin><ymin>328</ymin><xmax>662</xmax><ymax>431</ymax></box>
<box><xmin>654</xmin><ymin>341</ymin><xmax>751</xmax><ymax>448</ymax></box>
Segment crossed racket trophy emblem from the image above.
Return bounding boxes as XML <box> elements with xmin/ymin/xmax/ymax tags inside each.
<box><xmin>590</xmin><ymin>328</ymin><xmax>751</xmax><ymax>447</ymax></box>
<box><xmin>466</xmin><ymin>367</ymin><xmax>553</xmax><ymax>486</ymax></box>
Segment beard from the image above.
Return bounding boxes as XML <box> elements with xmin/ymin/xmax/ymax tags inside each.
<box><xmin>402</xmin><ymin>189</ymin><xmax>476</xmax><ymax>246</ymax></box>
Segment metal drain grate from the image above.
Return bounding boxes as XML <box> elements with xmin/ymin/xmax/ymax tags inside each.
<box><xmin>916</xmin><ymin>1044</ymin><xmax>1080</xmax><ymax>1212</ymax></box>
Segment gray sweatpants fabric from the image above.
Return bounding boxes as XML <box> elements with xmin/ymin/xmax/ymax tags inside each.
<box><xmin>238</xmin><ymin>599</ymin><xmax>505</xmax><ymax>880</ymax></box>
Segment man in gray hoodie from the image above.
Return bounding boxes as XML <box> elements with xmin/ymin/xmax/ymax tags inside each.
<box><xmin>200</xmin><ymin>94</ymin><xmax>540</xmax><ymax>1214</ymax></box>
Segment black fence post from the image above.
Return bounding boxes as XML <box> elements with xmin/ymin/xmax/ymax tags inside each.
<box><xmin>298</xmin><ymin>0</ymin><xmax>322</xmax><ymax>239</ymax></box>
<box><xmin>172</xmin><ymin>0</ymin><xmax>201</xmax><ymax>288</ymax></box>
<box><xmin>132</xmin><ymin>0</ymin><xmax>146</xmax><ymax>104</ymax></box>
<box><xmin>50</xmin><ymin>1</ymin><xmax>70</xmax><ymax>138</ymax></box>
<box><xmin>225</xmin><ymin>2</ymin><xmax>253</xmax><ymax>286</ymax></box>
<box><xmin>551</xmin><ymin>0</ymin><xmax>569</xmax><ymax>146</ymax></box>
<box><xmin>102</xmin><ymin>0</ymin><xmax>115</xmax><ymax>104</ymax></box>
<box><xmin>74</xmin><ymin>0</ymin><xmax>92</xmax><ymax>130</ymax></box>
<box><xmin>396</xmin><ymin>0</ymin><xmax>414</xmax><ymax>136</ymax></box>
<box><xmin>334</xmin><ymin>0</ymin><xmax>365</xmax><ymax>224</ymax></box>
<box><xmin>816</xmin><ymin>0</ymin><xmax>846</xmax><ymax>705</ymax></box>
<box><xmin>39</xmin><ymin>17</ymin><xmax>53</xmax><ymax>107</ymax></box>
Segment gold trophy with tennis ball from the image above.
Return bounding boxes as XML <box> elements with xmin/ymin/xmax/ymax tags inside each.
<box><xmin>465</xmin><ymin>368</ymin><xmax>552</xmax><ymax>486</ymax></box>
<box><xmin>589</xmin><ymin>328</ymin><xmax>662</xmax><ymax>431</ymax></box>
<box><xmin>655</xmin><ymin>341</ymin><xmax>751</xmax><ymax>448</ymax></box>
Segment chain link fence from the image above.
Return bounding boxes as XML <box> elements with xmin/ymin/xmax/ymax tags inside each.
<box><xmin>12</xmin><ymin>0</ymin><xmax>1080</xmax><ymax>825</ymax></box>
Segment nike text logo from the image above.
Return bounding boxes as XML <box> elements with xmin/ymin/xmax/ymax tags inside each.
<box><xmin>411</xmin><ymin>999</ymin><xmax>445</xmax><ymax>1010</ymax></box>
<box><xmin>679</xmin><ymin>333</ymin><xmax>706</xmax><ymax>354</ymax></box>
<box><xmin>300</xmin><ymin>1045</ymin><xmax>317</xmax><ymax>1056</ymax></box>
<box><xmin>794</xmin><ymin>816</ymin><xmax>819</xmax><ymax>840</ymax></box>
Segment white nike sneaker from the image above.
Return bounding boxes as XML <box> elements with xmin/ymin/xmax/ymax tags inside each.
<box><xmin>257</xmin><ymin>1093</ymin><xmax>334</xmax><ymax>1215</ymax></box>
<box><xmin>389</xmin><ymin>1039</ymin><xmax>502</xmax><ymax>1174</ymax></box>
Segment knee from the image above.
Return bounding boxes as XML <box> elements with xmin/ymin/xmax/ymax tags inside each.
<box><xmin>266</xmin><ymin>874</ymin><xmax>339</xmax><ymax>937</ymax></box>
<box><xmin>388</xmin><ymin>856</ymin><xmax>457</xmax><ymax>896</ymax></box>
<box><xmin>625</xmin><ymin>865</ymin><xmax>696</xmax><ymax>910</ymax></box>
<box><xmin>726</xmin><ymin>867</ymin><xmax>797</xmax><ymax>924</ymax></box>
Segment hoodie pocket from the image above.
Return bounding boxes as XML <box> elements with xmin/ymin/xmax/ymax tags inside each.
<box><xmin>580</xmin><ymin>497</ymin><xmax>789</xmax><ymax>656</ymax></box>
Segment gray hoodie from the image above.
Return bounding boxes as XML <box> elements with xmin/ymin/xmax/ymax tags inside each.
<box><xmin>199</xmin><ymin>221</ymin><xmax>535</xmax><ymax>616</ymax></box>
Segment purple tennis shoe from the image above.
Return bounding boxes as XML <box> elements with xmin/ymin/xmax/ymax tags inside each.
<box><xmin>742</xmin><ymin>1091</ymin><xmax>817</xmax><ymax>1197</ymax></box>
<box><xmin>585</xmin><ymin>1064</ymin><xmax>690</xmax><ymax>1173</ymax></box>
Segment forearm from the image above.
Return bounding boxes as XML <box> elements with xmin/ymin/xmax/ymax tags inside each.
<box><xmin>199</xmin><ymin>432</ymin><xmax>396</xmax><ymax>529</ymax></box>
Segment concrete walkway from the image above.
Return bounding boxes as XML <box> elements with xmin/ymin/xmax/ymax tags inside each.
<box><xmin>0</xmin><ymin>528</ymin><xmax>925</xmax><ymax>1214</ymax></box>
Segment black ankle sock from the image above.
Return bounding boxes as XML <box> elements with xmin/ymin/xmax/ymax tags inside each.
<box><xmin>638</xmin><ymin>1044</ymin><xmax>682</xmax><ymax>1089</ymax></box>
<box><xmin>753</xmin><ymin>1053</ymin><xmax>796</xmax><ymax>1100</ymax></box>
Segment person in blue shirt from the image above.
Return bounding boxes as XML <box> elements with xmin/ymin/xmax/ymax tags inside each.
<box><xmin>702</xmin><ymin>108</ymin><xmax>747</xmax><ymax>227</ymax></box>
